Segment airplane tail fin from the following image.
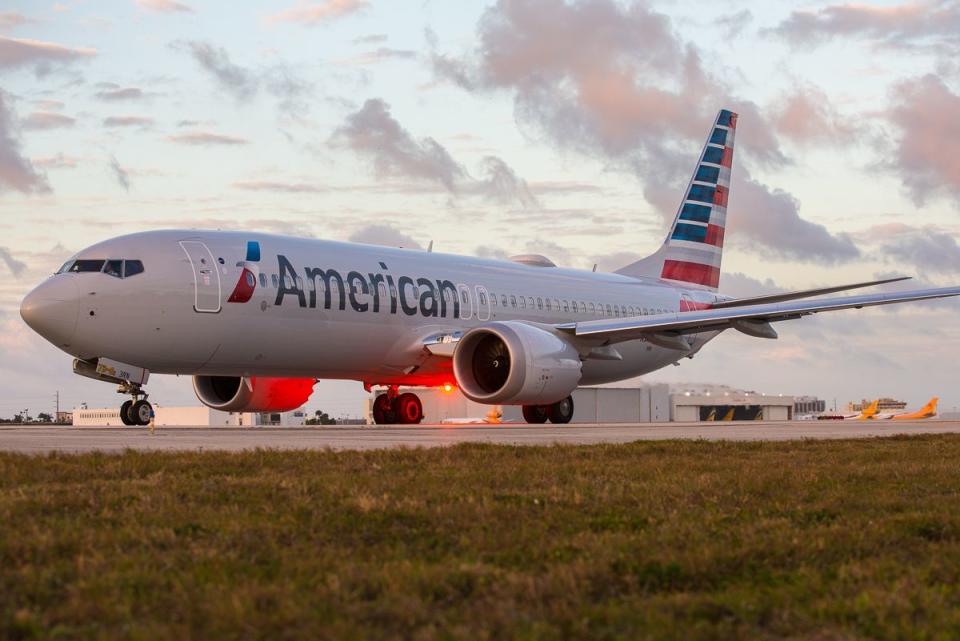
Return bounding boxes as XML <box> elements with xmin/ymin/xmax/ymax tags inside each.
<box><xmin>615</xmin><ymin>108</ymin><xmax>737</xmax><ymax>292</ymax></box>
<box><xmin>923</xmin><ymin>397</ymin><xmax>939</xmax><ymax>416</ymax></box>
<box><xmin>862</xmin><ymin>399</ymin><xmax>879</xmax><ymax>418</ymax></box>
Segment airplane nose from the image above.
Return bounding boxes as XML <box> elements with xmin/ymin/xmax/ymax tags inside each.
<box><xmin>20</xmin><ymin>278</ymin><xmax>79</xmax><ymax>348</ymax></box>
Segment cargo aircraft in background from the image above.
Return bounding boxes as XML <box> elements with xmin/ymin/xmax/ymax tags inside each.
<box><xmin>20</xmin><ymin>110</ymin><xmax>960</xmax><ymax>426</ymax></box>
<box><xmin>876</xmin><ymin>397</ymin><xmax>939</xmax><ymax>420</ymax></box>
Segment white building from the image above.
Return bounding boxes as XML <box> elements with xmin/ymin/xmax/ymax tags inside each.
<box><xmin>73</xmin><ymin>406</ymin><xmax>307</xmax><ymax>427</ymax></box>
<box><xmin>366</xmin><ymin>384</ymin><xmax>794</xmax><ymax>424</ymax></box>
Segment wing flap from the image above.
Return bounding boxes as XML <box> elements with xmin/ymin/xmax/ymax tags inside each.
<box><xmin>561</xmin><ymin>286</ymin><xmax>960</xmax><ymax>345</ymax></box>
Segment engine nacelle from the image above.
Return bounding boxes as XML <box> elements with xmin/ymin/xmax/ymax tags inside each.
<box><xmin>192</xmin><ymin>376</ymin><xmax>315</xmax><ymax>412</ymax></box>
<box><xmin>453</xmin><ymin>321</ymin><xmax>582</xmax><ymax>405</ymax></box>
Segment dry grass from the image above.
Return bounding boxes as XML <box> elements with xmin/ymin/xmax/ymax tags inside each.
<box><xmin>3</xmin><ymin>436</ymin><xmax>960</xmax><ymax>640</ymax></box>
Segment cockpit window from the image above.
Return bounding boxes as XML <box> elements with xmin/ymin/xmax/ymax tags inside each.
<box><xmin>57</xmin><ymin>260</ymin><xmax>76</xmax><ymax>274</ymax></box>
<box><xmin>104</xmin><ymin>260</ymin><xmax>123</xmax><ymax>278</ymax></box>
<box><xmin>124</xmin><ymin>260</ymin><xmax>144</xmax><ymax>277</ymax></box>
<box><xmin>69</xmin><ymin>259</ymin><xmax>106</xmax><ymax>273</ymax></box>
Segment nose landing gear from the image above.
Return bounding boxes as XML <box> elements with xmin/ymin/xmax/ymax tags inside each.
<box><xmin>371</xmin><ymin>387</ymin><xmax>424</xmax><ymax>425</ymax></box>
<box><xmin>118</xmin><ymin>382</ymin><xmax>153</xmax><ymax>426</ymax></box>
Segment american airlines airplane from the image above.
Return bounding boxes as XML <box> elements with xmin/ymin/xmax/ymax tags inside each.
<box><xmin>19</xmin><ymin>109</ymin><xmax>960</xmax><ymax>426</ymax></box>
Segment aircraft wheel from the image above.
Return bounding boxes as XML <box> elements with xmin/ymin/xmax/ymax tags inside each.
<box><xmin>395</xmin><ymin>393</ymin><xmax>423</xmax><ymax>425</ymax></box>
<box><xmin>548</xmin><ymin>396</ymin><xmax>574</xmax><ymax>424</ymax></box>
<box><xmin>131</xmin><ymin>400</ymin><xmax>153</xmax><ymax>426</ymax></box>
<box><xmin>120</xmin><ymin>400</ymin><xmax>135</xmax><ymax>426</ymax></box>
<box><xmin>522</xmin><ymin>405</ymin><xmax>550</xmax><ymax>424</ymax></box>
<box><xmin>373</xmin><ymin>394</ymin><xmax>389</xmax><ymax>424</ymax></box>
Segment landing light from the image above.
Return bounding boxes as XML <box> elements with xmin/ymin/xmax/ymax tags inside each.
<box><xmin>441</xmin><ymin>383</ymin><xmax>455</xmax><ymax>394</ymax></box>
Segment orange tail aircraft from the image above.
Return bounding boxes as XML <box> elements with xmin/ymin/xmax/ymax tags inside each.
<box><xmin>890</xmin><ymin>397</ymin><xmax>939</xmax><ymax>420</ymax></box>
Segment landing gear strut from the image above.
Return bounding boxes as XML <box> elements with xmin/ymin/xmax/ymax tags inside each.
<box><xmin>372</xmin><ymin>387</ymin><xmax>424</xmax><ymax>425</ymax></box>
<box><xmin>118</xmin><ymin>382</ymin><xmax>153</xmax><ymax>426</ymax></box>
<box><xmin>522</xmin><ymin>395</ymin><xmax>574</xmax><ymax>424</ymax></box>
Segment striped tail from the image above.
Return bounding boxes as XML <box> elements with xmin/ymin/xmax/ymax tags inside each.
<box><xmin>615</xmin><ymin>108</ymin><xmax>736</xmax><ymax>292</ymax></box>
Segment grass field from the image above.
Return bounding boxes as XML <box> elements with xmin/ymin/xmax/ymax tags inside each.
<box><xmin>3</xmin><ymin>436</ymin><xmax>960</xmax><ymax>640</ymax></box>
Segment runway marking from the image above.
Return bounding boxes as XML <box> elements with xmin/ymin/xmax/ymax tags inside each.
<box><xmin>2</xmin><ymin>421</ymin><xmax>960</xmax><ymax>454</ymax></box>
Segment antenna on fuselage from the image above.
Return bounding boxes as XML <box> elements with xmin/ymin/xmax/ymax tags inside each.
<box><xmin>592</xmin><ymin>264</ymin><xmax>597</xmax><ymax>272</ymax></box>
<box><xmin>427</xmin><ymin>240</ymin><xmax>434</xmax><ymax>253</ymax></box>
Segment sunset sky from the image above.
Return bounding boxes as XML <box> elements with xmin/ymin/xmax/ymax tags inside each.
<box><xmin>1</xmin><ymin>0</ymin><xmax>958</xmax><ymax>418</ymax></box>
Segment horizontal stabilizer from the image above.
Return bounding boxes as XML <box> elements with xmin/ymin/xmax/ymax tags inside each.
<box><xmin>712</xmin><ymin>276</ymin><xmax>911</xmax><ymax>309</ymax></box>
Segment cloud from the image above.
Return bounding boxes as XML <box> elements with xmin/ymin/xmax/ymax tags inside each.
<box><xmin>349</xmin><ymin>223</ymin><xmax>423</xmax><ymax>249</ymax></box>
<box><xmin>102</xmin><ymin>115</ymin><xmax>153</xmax><ymax>128</ymax></box>
<box><xmin>728</xmin><ymin>169</ymin><xmax>861</xmax><ymax>263</ymax></box>
<box><xmin>31</xmin><ymin>153</ymin><xmax>78</xmax><ymax>169</ymax></box>
<box><xmin>715</xmin><ymin>9</ymin><xmax>753</xmax><ymax>40</ymax></box>
<box><xmin>167</xmin><ymin>131</ymin><xmax>248</xmax><ymax>145</ymax></box>
<box><xmin>0</xmin><ymin>91</ymin><xmax>50</xmax><ymax>194</ymax></box>
<box><xmin>353</xmin><ymin>34</ymin><xmax>387</xmax><ymax>45</ymax></box>
<box><xmin>108</xmin><ymin>155</ymin><xmax>130</xmax><ymax>191</ymax></box>
<box><xmin>427</xmin><ymin>0</ymin><xmax>858</xmax><ymax>260</ymax></box>
<box><xmin>181</xmin><ymin>41</ymin><xmax>258</xmax><ymax>101</ymax></box>
<box><xmin>471</xmin><ymin>156</ymin><xmax>538</xmax><ymax>208</ymax></box>
<box><xmin>770</xmin><ymin>85</ymin><xmax>859</xmax><ymax>146</ymax></box>
<box><xmin>233</xmin><ymin>180</ymin><xmax>326</xmax><ymax>193</ymax></box>
<box><xmin>332</xmin><ymin>98</ymin><xmax>466</xmax><ymax>192</ymax></box>
<box><xmin>21</xmin><ymin>111</ymin><xmax>75</xmax><ymax>130</ymax></box>
<box><xmin>178</xmin><ymin>41</ymin><xmax>312</xmax><ymax>114</ymax></box>
<box><xmin>135</xmin><ymin>0</ymin><xmax>192</xmax><ymax>13</ymax></box>
<box><xmin>770</xmin><ymin>1</ymin><xmax>960</xmax><ymax>48</ymax></box>
<box><xmin>0</xmin><ymin>247</ymin><xmax>26</xmax><ymax>277</ymax></box>
<box><xmin>266</xmin><ymin>0</ymin><xmax>368</xmax><ymax>25</ymax></box>
<box><xmin>867</xmin><ymin>224</ymin><xmax>960</xmax><ymax>274</ymax></box>
<box><xmin>0</xmin><ymin>11</ymin><xmax>36</xmax><ymax>31</ymax></box>
<box><xmin>95</xmin><ymin>86</ymin><xmax>144</xmax><ymax>101</ymax></box>
<box><xmin>332</xmin><ymin>98</ymin><xmax>537</xmax><ymax>208</ymax></box>
<box><xmin>886</xmin><ymin>74</ymin><xmax>960</xmax><ymax>205</ymax></box>
<box><xmin>0</xmin><ymin>35</ymin><xmax>95</xmax><ymax>74</ymax></box>
<box><xmin>335</xmin><ymin>47</ymin><xmax>417</xmax><ymax>66</ymax></box>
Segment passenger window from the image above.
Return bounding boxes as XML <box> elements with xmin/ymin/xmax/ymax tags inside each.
<box><xmin>259</xmin><ymin>273</ymin><xmax>267</xmax><ymax>288</ymax></box>
<box><xmin>69</xmin><ymin>259</ymin><xmax>105</xmax><ymax>273</ymax></box>
<box><xmin>537</xmin><ymin>297</ymin><xmax>543</xmax><ymax>310</ymax></box>
<box><xmin>501</xmin><ymin>295</ymin><xmax>508</xmax><ymax>307</ymax></box>
<box><xmin>563</xmin><ymin>300</ymin><xmax>569</xmax><ymax>312</ymax></box>
<box><xmin>461</xmin><ymin>291</ymin><xmax>468</xmax><ymax>304</ymax></box>
<box><xmin>606</xmin><ymin>304</ymin><xmax>612</xmax><ymax>315</ymax></box>
<box><xmin>271</xmin><ymin>274</ymin><xmax>278</xmax><ymax>288</ymax></box>
<box><xmin>510</xmin><ymin>296</ymin><xmax>517</xmax><ymax>308</ymax></box>
<box><xmin>614</xmin><ymin>306</ymin><xmax>620</xmax><ymax>317</ymax></box>
<box><xmin>480</xmin><ymin>292</ymin><xmax>487</xmax><ymax>304</ymax></box>
<box><xmin>519</xmin><ymin>297</ymin><xmax>526</xmax><ymax>309</ymax></box>
<box><xmin>491</xmin><ymin>293</ymin><xmax>498</xmax><ymax>307</ymax></box>
<box><xmin>589</xmin><ymin>302</ymin><xmax>595</xmax><ymax>313</ymax></box>
<box><xmin>544</xmin><ymin>299</ymin><xmax>551</xmax><ymax>311</ymax></box>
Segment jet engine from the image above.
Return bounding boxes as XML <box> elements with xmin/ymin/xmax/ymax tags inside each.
<box><xmin>192</xmin><ymin>376</ymin><xmax>315</xmax><ymax>412</ymax></box>
<box><xmin>452</xmin><ymin>321</ymin><xmax>582</xmax><ymax>405</ymax></box>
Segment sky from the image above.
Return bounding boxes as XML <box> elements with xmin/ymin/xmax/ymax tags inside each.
<box><xmin>1</xmin><ymin>0</ymin><xmax>958</xmax><ymax>419</ymax></box>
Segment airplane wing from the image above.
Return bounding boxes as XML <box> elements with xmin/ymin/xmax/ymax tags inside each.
<box><xmin>710</xmin><ymin>276</ymin><xmax>911</xmax><ymax>309</ymax></box>
<box><xmin>558</xmin><ymin>286</ymin><xmax>960</xmax><ymax>346</ymax></box>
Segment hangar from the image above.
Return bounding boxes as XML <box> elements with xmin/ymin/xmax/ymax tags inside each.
<box><xmin>366</xmin><ymin>384</ymin><xmax>795</xmax><ymax>424</ymax></box>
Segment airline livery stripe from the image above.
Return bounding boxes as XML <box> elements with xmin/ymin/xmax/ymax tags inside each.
<box><xmin>687</xmin><ymin>184</ymin><xmax>716</xmax><ymax>204</ymax></box>
<box><xmin>672</xmin><ymin>223</ymin><xmax>708</xmax><ymax>243</ymax></box>
<box><xmin>662</xmin><ymin>260</ymin><xmax>721</xmax><ymax>288</ymax></box>
<box><xmin>679</xmin><ymin>203</ymin><xmax>712</xmax><ymax>223</ymax></box>
<box><xmin>705</xmin><ymin>224</ymin><xmax>725</xmax><ymax>247</ymax></box>
<box><xmin>710</xmin><ymin>128</ymin><xmax>728</xmax><ymax>146</ymax></box>
<box><xmin>663</xmin><ymin>244</ymin><xmax>722</xmax><ymax>266</ymax></box>
<box><xmin>695</xmin><ymin>165</ymin><xmax>720</xmax><ymax>184</ymax></box>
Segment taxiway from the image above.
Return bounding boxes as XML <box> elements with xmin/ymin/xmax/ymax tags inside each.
<box><xmin>1</xmin><ymin>420</ymin><xmax>959</xmax><ymax>454</ymax></box>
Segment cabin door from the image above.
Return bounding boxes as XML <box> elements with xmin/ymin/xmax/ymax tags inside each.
<box><xmin>180</xmin><ymin>241</ymin><xmax>222</xmax><ymax>313</ymax></box>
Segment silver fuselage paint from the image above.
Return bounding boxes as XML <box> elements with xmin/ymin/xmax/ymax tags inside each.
<box><xmin>25</xmin><ymin>230</ymin><xmax>725</xmax><ymax>387</ymax></box>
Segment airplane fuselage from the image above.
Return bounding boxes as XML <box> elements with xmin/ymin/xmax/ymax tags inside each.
<box><xmin>25</xmin><ymin>230</ymin><xmax>723</xmax><ymax>388</ymax></box>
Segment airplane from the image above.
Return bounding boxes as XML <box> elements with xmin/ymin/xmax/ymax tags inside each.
<box><xmin>19</xmin><ymin>109</ymin><xmax>960</xmax><ymax>426</ymax></box>
<box><xmin>876</xmin><ymin>397</ymin><xmax>939</xmax><ymax>420</ymax></box>
<box><xmin>843</xmin><ymin>399</ymin><xmax>879</xmax><ymax>421</ymax></box>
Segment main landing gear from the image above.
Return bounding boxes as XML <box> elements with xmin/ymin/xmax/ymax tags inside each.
<box><xmin>522</xmin><ymin>395</ymin><xmax>574</xmax><ymax>424</ymax></box>
<box><xmin>118</xmin><ymin>382</ymin><xmax>153</xmax><ymax>426</ymax></box>
<box><xmin>372</xmin><ymin>388</ymin><xmax>424</xmax><ymax>425</ymax></box>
